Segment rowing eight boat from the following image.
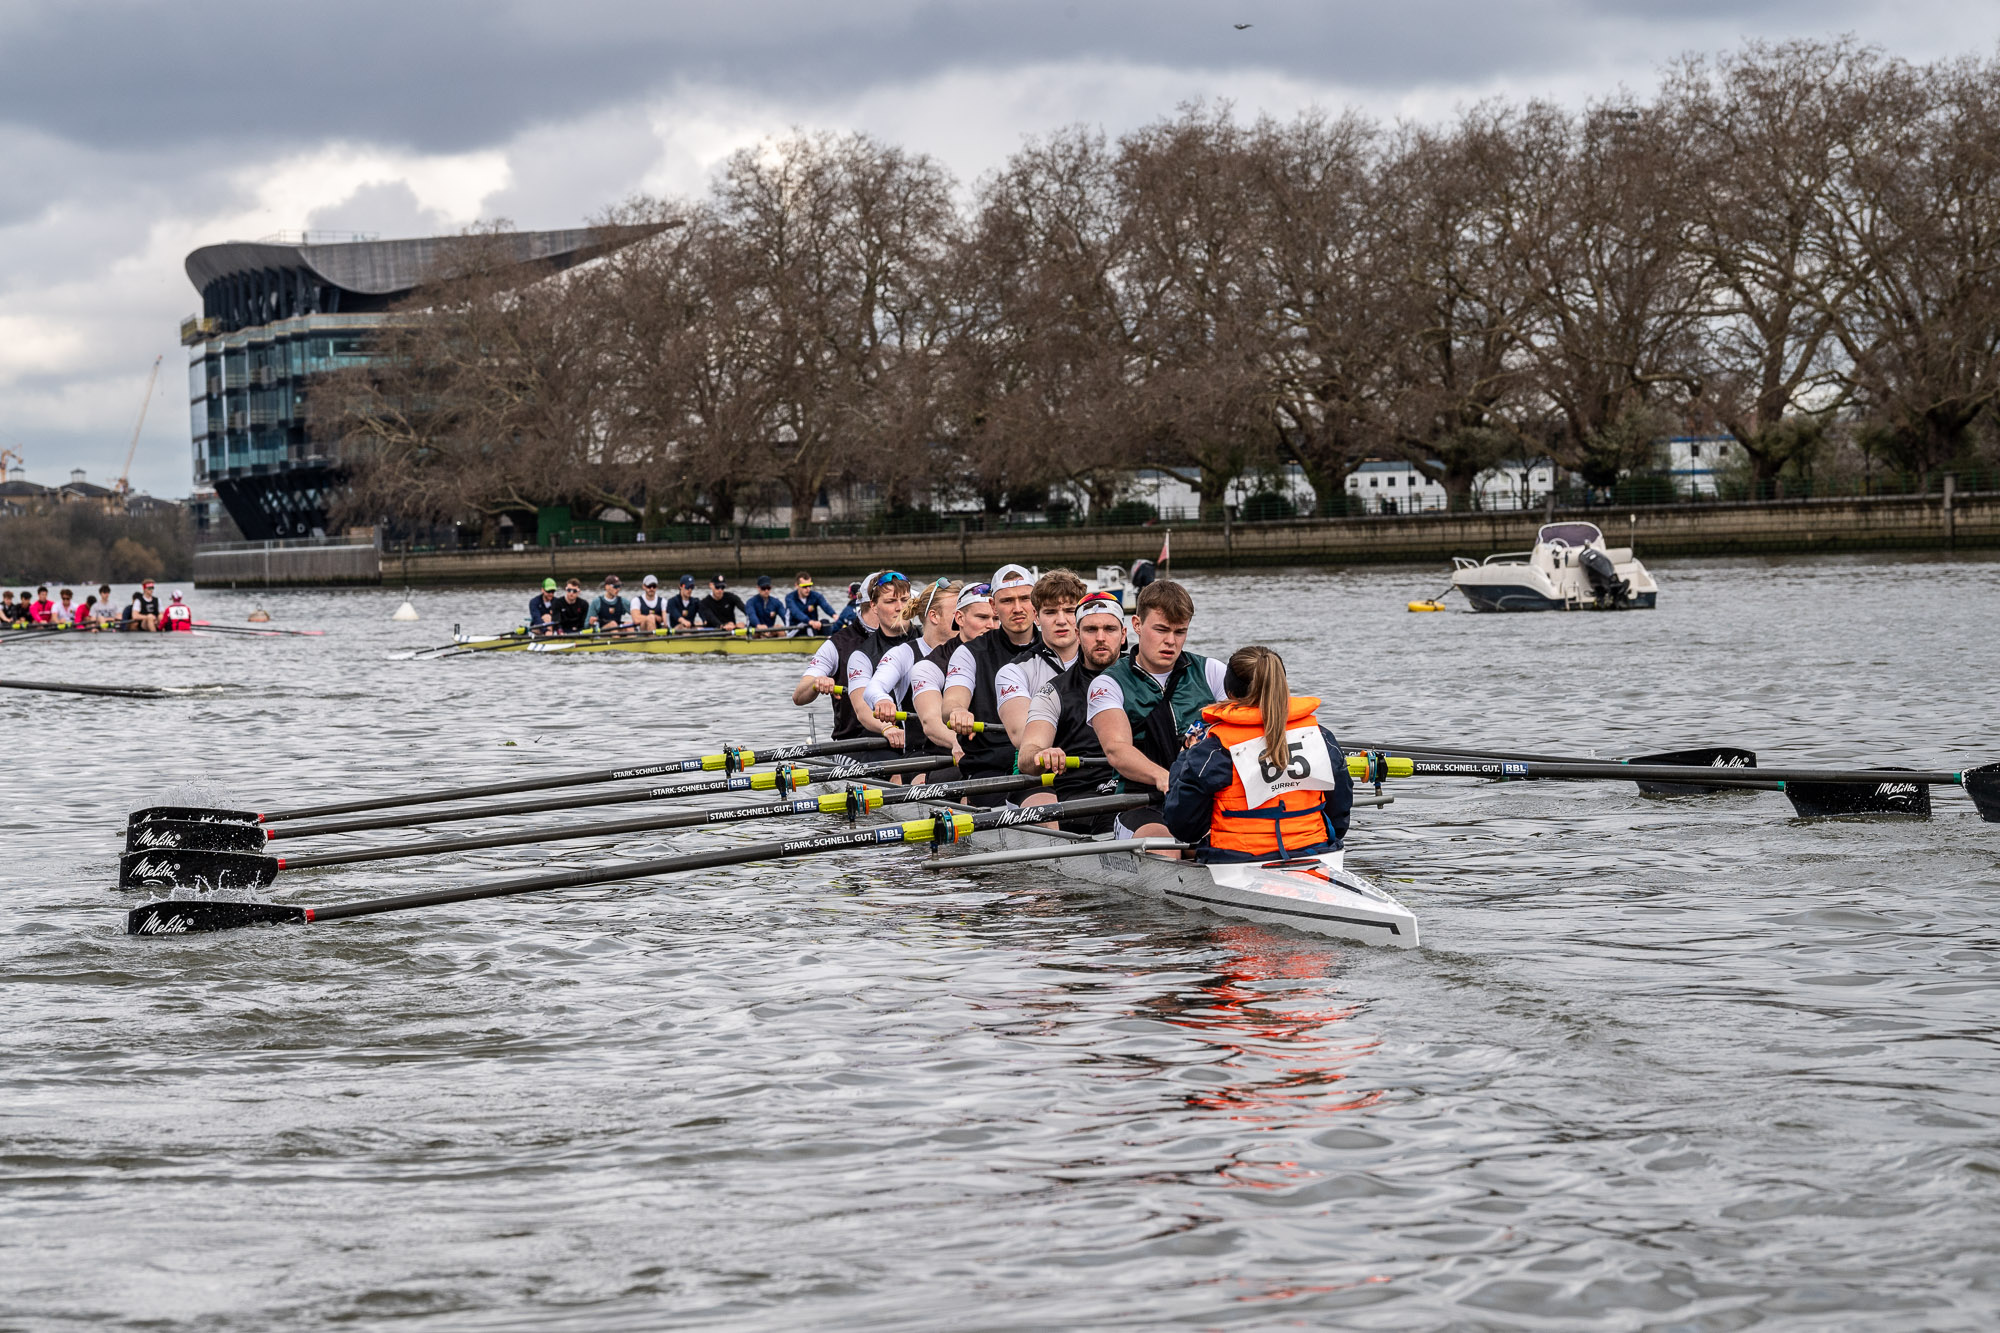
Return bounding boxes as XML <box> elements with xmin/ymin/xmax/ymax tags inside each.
<box><xmin>421</xmin><ymin>629</ymin><xmax>824</xmax><ymax>657</ymax></box>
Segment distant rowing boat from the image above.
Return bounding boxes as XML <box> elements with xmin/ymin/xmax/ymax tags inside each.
<box><xmin>416</xmin><ymin>627</ymin><xmax>825</xmax><ymax>658</ymax></box>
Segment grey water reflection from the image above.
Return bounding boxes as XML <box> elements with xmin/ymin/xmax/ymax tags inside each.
<box><xmin>2</xmin><ymin>552</ymin><xmax>1998</xmax><ymax>1329</ymax></box>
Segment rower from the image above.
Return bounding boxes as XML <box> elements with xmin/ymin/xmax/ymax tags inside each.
<box><xmin>744</xmin><ymin>576</ymin><xmax>786</xmax><ymax>635</ymax></box>
<box><xmin>695</xmin><ymin>575</ymin><xmax>748</xmax><ymax>629</ymax></box>
<box><xmin>941</xmin><ymin>563</ymin><xmax>1040</xmax><ymax>800</ymax></box>
<box><xmin>552</xmin><ymin>579</ymin><xmax>591</xmax><ymax>633</ymax></box>
<box><xmin>527</xmin><ymin>578</ymin><xmax>560</xmax><ymax>634</ymax></box>
<box><xmin>1015</xmin><ymin>591</ymin><xmax>1130</xmax><ymax>832</ymax></box>
<box><xmin>162</xmin><ymin>591</ymin><xmax>194</xmax><ymax>632</ymax></box>
<box><xmin>864</xmin><ymin>579</ymin><xmax>957</xmax><ymax>770</ymax></box>
<box><xmin>871</xmin><ymin>582</ymin><xmax>997</xmax><ymax>775</ymax></box>
<box><xmin>990</xmin><ymin>568</ymin><xmax>1088</xmax><ymax>742</ymax></box>
<box><xmin>630</xmin><ymin>576</ymin><xmax>668</xmax><ymax>631</ymax></box>
<box><xmin>131</xmin><ymin>580</ymin><xmax>160</xmax><ymax>631</ymax></box>
<box><xmin>1162</xmin><ymin>646</ymin><xmax>1354</xmax><ymax>863</ymax></box>
<box><xmin>785</xmin><ymin>572</ymin><xmax>836</xmax><ymax>635</ymax></box>
<box><xmin>790</xmin><ymin>571</ymin><xmax>909</xmax><ymax>739</ymax></box>
<box><xmin>590</xmin><ymin>576</ymin><xmax>631</xmax><ymax>631</ymax></box>
<box><xmin>1088</xmin><ymin>579</ymin><xmax>1228</xmax><ymax>795</ymax></box>
<box><xmin>665</xmin><ymin>575</ymin><xmax>701</xmax><ymax>629</ymax></box>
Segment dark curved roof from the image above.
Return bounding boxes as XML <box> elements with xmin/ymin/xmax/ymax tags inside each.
<box><xmin>185</xmin><ymin>225</ymin><xmax>667</xmax><ymax>297</ymax></box>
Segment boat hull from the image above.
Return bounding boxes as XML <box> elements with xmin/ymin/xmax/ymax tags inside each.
<box><xmin>919</xmin><ymin>808</ymin><xmax>1419</xmax><ymax>948</ymax></box>
<box><xmin>453</xmin><ymin>633</ymin><xmax>821</xmax><ymax>656</ymax></box>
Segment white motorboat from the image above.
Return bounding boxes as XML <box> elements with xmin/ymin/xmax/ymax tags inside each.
<box><xmin>915</xmin><ymin>803</ymin><xmax>1420</xmax><ymax>949</ymax></box>
<box><xmin>1450</xmin><ymin>521</ymin><xmax>1659</xmax><ymax>612</ymax></box>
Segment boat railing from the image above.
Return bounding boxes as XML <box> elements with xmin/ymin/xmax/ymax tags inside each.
<box><xmin>1481</xmin><ymin>551</ymin><xmax>1535</xmax><ymax>565</ymax></box>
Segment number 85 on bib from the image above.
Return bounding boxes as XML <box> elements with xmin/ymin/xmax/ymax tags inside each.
<box><xmin>1225</xmin><ymin>725</ymin><xmax>1338</xmax><ymax>808</ymax></box>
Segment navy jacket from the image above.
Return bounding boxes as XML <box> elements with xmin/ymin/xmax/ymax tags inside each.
<box><xmin>745</xmin><ymin>592</ymin><xmax>786</xmax><ymax>628</ymax></box>
<box><xmin>1162</xmin><ymin>723</ymin><xmax>1353</xmax><ymax>862</ymax></box>
<box><xmin>526</xmin><ymin>593</ymin><xmax>558</xmax><ymax>629</ymax></box>
<box><xmin>785</xmin><ymin>589</ymin><xmax>836</xmax><ymax>626</ymax></box>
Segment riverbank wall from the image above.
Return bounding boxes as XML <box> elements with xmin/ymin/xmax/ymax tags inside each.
<box><xmin>194</xmin><ymin>490</ymin><xmax>1999</xmax><ymax>588</ymax></box>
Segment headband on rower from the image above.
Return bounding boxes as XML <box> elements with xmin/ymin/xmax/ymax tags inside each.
<box><xmin>1076</xmin><ymin>592</ymin><xmax>1125</xmax><ymax>623</ymax></box>
<box><xmin>991</xmin><ymin>563</ymin><xmax>1035</xmax><ymax>592</ymax></box>
<box><xmin>956</xmin><ymin>581</ymin><xmax>994</xmax><ymax>611</ymax></box>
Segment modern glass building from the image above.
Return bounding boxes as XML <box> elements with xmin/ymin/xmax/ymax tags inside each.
<box><xmin>181</xmin><ymin>228</ymin><xmax>660</xmax><ymax>540</ymax></box>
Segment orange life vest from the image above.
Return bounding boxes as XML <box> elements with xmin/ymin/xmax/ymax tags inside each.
<box><xmin>1202</xmin><ymin>695</ymin><xmax>1336</xmax><ymax>859</ymax></box>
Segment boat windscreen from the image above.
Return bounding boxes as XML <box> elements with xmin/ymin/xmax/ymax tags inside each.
<box><xmin>1537</xmin><ymin>522</ymin><xmax>1604</xmax><ymax>547</ymax></box>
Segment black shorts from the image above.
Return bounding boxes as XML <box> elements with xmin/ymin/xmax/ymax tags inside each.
<box><xmin>958</xmin><ymin>786</ymin><xmax>1013</xmax><ymax>809</ymax></box>
<box><xmin>1113</xmin><ymin>806</ymin><xmax>1166</xmax><ymax>838</ymax></box>
<box><xmin>912</xmin><ymin>766</ymin><xmax>962</xmax><ymax>785</ymax></box>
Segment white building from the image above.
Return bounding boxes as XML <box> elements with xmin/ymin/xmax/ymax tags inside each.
<box><xmin>1660</xmin><ymin>436</ymin><xmax>1744</xmax><ymax>497</ymax></box>
<box><xmin>1472</xmin><ymin>458</ymin><xmax>1562</xmax><ymax>510</ymax></box>
<box><xmin>1344</xmin><ymin>460</ymin><xmax>1448</xmax><ymax>514</ymax></box>
<box><xmin>1113</xmin><ymin>464</ymin><xmax>1318</xmax><ymax>520</ymax></box>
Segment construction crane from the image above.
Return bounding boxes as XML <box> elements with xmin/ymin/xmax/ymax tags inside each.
<box><xmin>115</xmin><ymin>354</ymin><xmax>163</xmax><ymax>497</ymax></box>
<box><xmin>0</xmin><ymin>446</ymin><xmax>20</xmax><ymax>482</ymax></box>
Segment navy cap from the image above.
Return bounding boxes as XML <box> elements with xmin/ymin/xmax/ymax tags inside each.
<box><xmin>679</xmin><ymin>574</ymin><xmax>695</xmax><ymax>587</ymax></box>
<box><xmin>756</xmin><ymin>575</ymin><xmax>773</xmax><ymax>588</ymax></box>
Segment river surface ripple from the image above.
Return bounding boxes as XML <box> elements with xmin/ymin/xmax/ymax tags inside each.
<box><xmin>3</xmin><ymin>553</ymin><xmax>1997</xmax><ymax>1331</ymax></box>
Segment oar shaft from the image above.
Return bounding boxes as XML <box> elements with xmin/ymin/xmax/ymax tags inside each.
<box><xmin>262</xmin><ymin>736</ymin><xmax>889</xmax><ymax>821</ymax></box>
<box><xmin>305</xmin><ymin>792</ymin><xmax>1147</xmax><ymax>924</ymax></box>
<box><xmin>281</xmin><ymin>771</ymin><xmax>1053</xmax><ymax>870</ymax></box>
<box><xmin>1401</xmin><ymin>758</ymin><xmax>1964</xmax><ymax>786</ymax></box>
<box><xmin>1</xmin><ymin>679</ymin><xmax>167</xmax><ymax>698</ymax></box>
<box><xmin>271</xmin><ymin>755</ymin><xmax>950</xmax><ymax>839</ymax></box>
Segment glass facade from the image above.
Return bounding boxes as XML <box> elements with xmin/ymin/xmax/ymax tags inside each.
<box><xmin>185</xmin><ymin>313</ymin><xmax>390</xmax><ymax>537</ymax></box>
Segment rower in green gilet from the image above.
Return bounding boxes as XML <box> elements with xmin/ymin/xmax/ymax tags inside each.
<box><xmin>1085</xmin><ymin>579</ymin><xmax>1229</xmax><ymax>795</ymax></box>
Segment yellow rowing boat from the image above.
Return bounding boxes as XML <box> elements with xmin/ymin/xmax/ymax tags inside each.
<box><xmin>424</xmin><ymin>628</ymin><xmax>824</xmax><ymax>658</ymax></box>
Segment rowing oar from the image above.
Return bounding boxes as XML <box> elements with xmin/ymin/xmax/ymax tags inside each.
<box><xmin>1345</xmin><ymin>754</ymin><xmax>2000</xmax><ymax>821</ymax></box>
<box><xmin>191</xmin><ymin>622</ymin><xmax>325</xmax><ymax>637</ymax></box>
<box><xmin>2</xmin><ymin>678</ymin><xmax>168</xmax><ymax>699</ymax></box>
<box><xmin>128</xmin><ymin>753</ymin><xmax>955</xmax><ymax>853</ymax></box>
<box><xmin>126</xmin><ymin>735</ymin><xmax>894</xmax><ymax>830</ymax></box>
<box><xmin>1346</xmin><ymin>740</ymin><xmax>1762</xmax><ymax>795</ymax></box>
<box><xmin>125</xmin><ymin>792</ymin><xmax>1152</xmax><ymax>935</ymax></box>
<box><xmin>119</xmin><ymin>765</ymin><xmax>1095</xmax><ymax>889</ymax></box>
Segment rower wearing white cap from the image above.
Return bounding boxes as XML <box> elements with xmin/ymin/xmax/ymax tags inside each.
<box><xmin>631</xmin><ymin>575</ymin><xmax>667</xmax><ymax>631</ymax></box>
<box><xmin>869</xmin><ymin>580</ymin><xmax>999</xmax><ymax>769</ymax></box>
<box><xmin>990</xmin><ymin>568</ymin><xmax>1088</xmax><ymax>742</ymax></box>
<box><xmin>941</xmin><ymin>562</ymin><xmax>1041</xmax><ymax>798</ymax></box>
<box><xmin>1015</xmin><ymin>591</ymin><xmax>1130</xmax><ymax>832</ymax></box>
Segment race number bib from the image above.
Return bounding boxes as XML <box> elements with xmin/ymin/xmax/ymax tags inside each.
<box><xmin>1226</xmin><ymin>725</ymin><xmax>1337</xmax><ymax>808</ymax></box>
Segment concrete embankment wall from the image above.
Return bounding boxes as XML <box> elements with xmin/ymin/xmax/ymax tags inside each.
<box><xmin>196</xmin><ymin>492</ymin><xmax>1997</xmax><ymax>588</ymax></box>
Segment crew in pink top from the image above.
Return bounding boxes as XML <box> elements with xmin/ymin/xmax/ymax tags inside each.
<box><xmin>162</xmin><ymin>592</ymin><xmax>194</xmax><ymax>631</ymax></box>
<box><xmin>27</xmin><ymin>587</ymin><xmax>54</xmax><ymax>622</ymax></box>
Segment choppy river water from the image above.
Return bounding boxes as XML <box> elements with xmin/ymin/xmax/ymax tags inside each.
<box><xmin>3</xmin><ymin>552</ymin><xmax>1998</xmax><ymax>1331</ymax></box>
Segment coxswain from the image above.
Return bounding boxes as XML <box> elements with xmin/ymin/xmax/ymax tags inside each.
<box><xmin>527</xmin><ymin>578</ymin><xmax>560</xmax><ymax>634</ymax></box>
<box><xmin>1162</xmin><ymin>646</ymin><xmax>1353</xmax><ymax>863</ymax></box>
<box><xmin>131</xmin><ymin>579</ymin><xmax>161</xmax><ymax>631</ymax></box>
<box><xmin>551</xmin><ymin>579</ymin><xmax>590</xmax><ymax>634</ymax></box>
<box><xmin>989</xmin><ymin>568</ymin><xmax>1087</xmax><ymax>741</ymax></box>
<box><xmin>695</xmin><ymin>575</ymin><xmax>747</xmax><ymax>629</ymax></box>
<box><xmin>830</xmin><ymin>581</ymin><xmax>865</xmax><ymax>633</ymax></box>
<box><xmin>940</xmin><ymin>563</ymin><xmax>1041</xmax><ymax>800</ymax></box>
<box><xmin>1088</xmin><ymin>579</ymin><xmax>1227</xmax><ymax>796</ymax></box>
<box><xmin>864</xmin><ymin>579</ymin><xmax>960</xmax><ymax>770</ymax></box>
<box><xmin>630</xmin><ymin>576</ymin><xmax>667</xmax><ymax>631</ymax></box>
<box><xmin>162</xmin><ymin>592</ymin><xmax>195</xmax><ymax>632</ymax></box>
<box><xmin>790</xmin><ymin>571</ymin><xmax>910</xmax><ymax>740</ymax></box>
<box><xmin>1015</xmin><ymin>591</ymin><xmax>1130</xmax><ymax>832</ymax></box>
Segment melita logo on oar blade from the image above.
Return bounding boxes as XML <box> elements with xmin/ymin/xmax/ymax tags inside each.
<box><xmin>124</xmin><ymin>818</ymin><xmax>268</xmax><ymax>854</ymax></box>
<box><xmin>127</xmin><ymin>899</ymin><xmax>308</xmax><ymax>935</ymax></box>
<box><xmin>126</xmin><ymin>805</ymin><xmax>261</xmax><ymax>835</ymax></box>
<box><xmin>118</xmin><ymin>849</ymin><xmax>280</xmax><ymax>891</ymax></box>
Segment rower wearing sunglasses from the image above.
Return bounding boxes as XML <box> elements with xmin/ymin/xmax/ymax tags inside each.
<box><xmin>791</xmin><ymin>570</ymin><xmax>911</xmax><ymax>740</ymax></box>
<box><xmin>941</xmin><ymin>563</ymin><xmax>1042</xmax><ymax>803</ymax></box>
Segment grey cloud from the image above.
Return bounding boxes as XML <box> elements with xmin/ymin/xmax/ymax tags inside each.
<box><xmin>0</xmin><ymin>0</ymin><xmax>1891</xmax><ymax>158</ymax></box>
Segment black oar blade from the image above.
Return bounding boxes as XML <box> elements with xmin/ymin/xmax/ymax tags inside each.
<box><xmin>1961</xmin><ymin>763</ymin><xmax>2000</xmax><ymax>822</ymax></box>
<box><xmin>1627</xmin><ymin>747</ymin><xmax>1757</xmax><ymax>796</ymax></box>
<box><xmin>119</xmin><ymin>849</ymin><xmax>279</xmax><ymax>891</ymax></box>
<box><xmin>1784</xmin><ymin>770</ymin><xmax>1932</xmax><ymax>820</ymax></box>
<box><xmin>125</xmin><ymin>818</ymin><xmax>268</xmax><ymax>853</ymax></box>
<box><xmin>127</xmin><ymin>898</ymin><xmax>306</xmax><ymax>935</ymax></box>
<box><xmin>127</xmin><ymin>806</ymin><xmax>261</xmax><ymax>834</ymax></box>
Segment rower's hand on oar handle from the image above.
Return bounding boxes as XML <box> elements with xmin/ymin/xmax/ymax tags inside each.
<box><xmin>947</xmin><ymin>709</ymin><xmax>985</xmax><ymax>737</ymax></box>
<box><xmin>809</xmin><ymin>676</ymin><xmax>842</xmax><ymax>697</ymax></box>
<box><xmin>1030</xmin><ymin>748</ymin><xmax>1069</xmax><ymax>773</ymax></box>
<box><xmin>873</xmin><ymin>697</ymin><xmax>900</xmax><ymax>723</ymax></box>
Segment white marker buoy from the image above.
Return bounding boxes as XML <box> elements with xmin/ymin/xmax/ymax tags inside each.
<box><xmin>391</xmin><ymin>600</ymin><xmax>420</xmax><ymax>622</ymax></box>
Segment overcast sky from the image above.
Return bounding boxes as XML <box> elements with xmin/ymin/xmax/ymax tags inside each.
<box><xmin>1</xmin><ymin>1</ymin><xmax>1993</xmax><ymax>499</ymax></box>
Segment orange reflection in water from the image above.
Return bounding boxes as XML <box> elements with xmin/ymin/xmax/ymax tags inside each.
<box><xmin>1144</xmin><ymin>924</ymin><xmax>1384</xmax><ymax>1127</ymax></box>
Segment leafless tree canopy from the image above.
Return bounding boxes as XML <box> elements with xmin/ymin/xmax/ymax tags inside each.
<box><xmin>313</xmin><ymin>42</ymin><xmax>2000</xmax><ymax>535</ymax></box>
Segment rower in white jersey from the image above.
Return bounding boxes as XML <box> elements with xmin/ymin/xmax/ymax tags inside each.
<box><xmin>989</xmin><ymin>568</ymin><xmax>1089</xmax><ymax>741</ymax></box>
<box><xmin>789</xmin><ymin>570</ymin><xmax>910</xmax><ymax>740</ymax></box>
<box><xmin>867</xmin><ymin>581</ymin><xmax>1001</xmax><ymax>775</ymax></box>
<box><xmin>942</xmin><ymin>563</ymin><xmax>1041</xmax><ymax>799</ymax></box>
<box><xmin>1014</xmin><ymin>591</ymin><xmax>1130</xmax><ymax>832</ymax></box>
